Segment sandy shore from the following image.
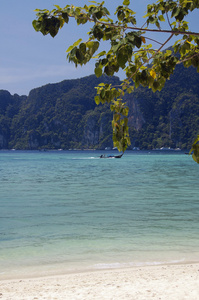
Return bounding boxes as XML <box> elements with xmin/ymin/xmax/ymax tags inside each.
<box><xmin>1</xmin><ymin>263</ymin><xmax>199</xmax><ymax>300</ymax></box>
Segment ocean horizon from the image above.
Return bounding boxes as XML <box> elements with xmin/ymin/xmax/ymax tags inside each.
<box><xmin>0</xmin><ymin>150</ymin><xmax>199</xmax><ymax>279</ymax></box>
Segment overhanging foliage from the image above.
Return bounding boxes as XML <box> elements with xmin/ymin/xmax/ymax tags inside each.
<box><xmin>33</xmin><ymin>0</ymin><xmax>199</xmax><ymax>161</ymax></box>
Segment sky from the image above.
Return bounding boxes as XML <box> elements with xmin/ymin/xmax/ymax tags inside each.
<box><xmin>0</xmin><ymin>1</ymin><xmax>198</xmax><ymax>96</ymax></box>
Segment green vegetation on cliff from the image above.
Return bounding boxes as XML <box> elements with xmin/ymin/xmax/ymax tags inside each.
<box><xmin>0</xmin><ymin>65</ymin><xmax>199</xmax><ymax>150</ymax></box>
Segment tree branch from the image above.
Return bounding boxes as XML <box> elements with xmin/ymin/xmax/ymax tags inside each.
<box><xmin>96</xmin><ymin>20</ymin><xmax>199</xmax><ymax>37</ymax></box>
<box><xmin>178</xmin><ymin>52</ymin><xmax>199</xmax><ymax>64</ymax></box>
<box><xmin>60</xmin><ymin>13</ymin><xmax>199</xmax><ymax>37</ymax></box>
<box><xmin>127</xmin><ymin>33</ymin><xmax>175</xmax><ymax>82</ymax></box>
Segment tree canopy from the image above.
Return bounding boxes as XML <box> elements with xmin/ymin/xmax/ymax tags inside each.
<box><xmin>33</xmin><ymin>0</ymin><xmax>199</xmax><ymax>162</ymax></box>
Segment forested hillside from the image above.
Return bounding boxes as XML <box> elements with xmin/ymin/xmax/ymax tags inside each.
<box><xmin>127</xmin><ymin>64</ymin><xmax>199</xmax><ymax>150</ymax></box>
<box><xmin>0</xmin><ymin>64</ymin><xmax>199</xmax><ymax>150</ymax></box>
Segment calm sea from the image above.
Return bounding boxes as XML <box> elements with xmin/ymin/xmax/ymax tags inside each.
<box><xmin>0</xmin><ymin>150</ymin><xmax>199</xmax><ymax>279</ymax></box>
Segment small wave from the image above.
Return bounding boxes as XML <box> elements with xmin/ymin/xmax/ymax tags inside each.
<box><xmin>93</xmin><ymin>259</ymin><xmax>185</xmax><ymax>270</ymax></box>
<box><xmin>72</xmin><ymin>157</ymin><xmax>99</xmax><ymax>160</ymax></box>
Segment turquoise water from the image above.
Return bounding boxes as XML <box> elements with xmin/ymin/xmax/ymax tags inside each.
<box><xmin>0</xmin><ymin>150</ymin><xmax>199</xmax><ymax>279</ymax></box>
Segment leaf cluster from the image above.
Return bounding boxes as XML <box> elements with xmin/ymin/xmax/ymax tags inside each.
<box><xmin>33</xmin><ymin>0</ymin><xmax>199</xmax><ymax>160</ymax></box>
<box><xmin>146</xmin><ymin>0</ymin><xmax>199</xmax><ymax>27</ymax></box>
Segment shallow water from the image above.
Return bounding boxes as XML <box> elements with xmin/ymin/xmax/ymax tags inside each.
<box><xmin>0</xmin><ymin>150</ymin><xmax>199</xmax><ymax>278</ymax></box>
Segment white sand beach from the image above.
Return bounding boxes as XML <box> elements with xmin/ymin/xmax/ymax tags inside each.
<box><xmin>1</xmin><ymin>263</ymin><xmax>199</xmax><ymax>300</ymax></box>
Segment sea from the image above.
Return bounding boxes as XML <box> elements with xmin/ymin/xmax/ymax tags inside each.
<box><xmin>0</xmin><ymin>149</ymin><xmax>199</xmax><ymax>279</ymax></box>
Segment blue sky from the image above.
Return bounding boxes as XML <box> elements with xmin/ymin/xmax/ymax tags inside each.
<box><xmin>0</xmin><ymin>1</ymin><xmax>198</xmax><ymax>95</ymax></box>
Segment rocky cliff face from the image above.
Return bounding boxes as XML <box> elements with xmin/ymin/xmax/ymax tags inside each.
<box><xmin>80</xmin><ymin>91</ymin><xmax>146</xmax><ymax>149</ymax></box>
<box><xmin>82</xmin><ymin>115</ymin><xmax>100</xmax><ymax>146</ymax></box>
<box><xmin>126</xmin><ymin>95</ymin><xmax>145</xmax><ymax>130</ymax></box>
<box><xmin>169</xmin><ymin>92</ymin><xmax>199</xmax><ymax>148</ymax></box>
<box><xmin>81</xmin><ymin>107</ymin><xmax>113</xmax><ymax>149</ymax></box>
<box><xmin>0</xmin><ymin>90</ymin><xmax>26</xmax><ymax>149</ymax></box>
<box><xmin>0</xmin><ymin>134</ymin><xmax>7</xmax><ymax>148</ymax></box>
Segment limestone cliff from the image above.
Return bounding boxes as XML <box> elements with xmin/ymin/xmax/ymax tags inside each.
<box><xmin>0</xmin><ymin>66</ymin><xmax>199</xmax><ymax>150</ymax></box>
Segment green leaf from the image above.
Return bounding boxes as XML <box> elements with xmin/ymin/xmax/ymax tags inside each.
<box><xmin>95</xmin><ymin>66</ymin><xmax>103</xmax><ymax>78</ymax></box>
<box><xmin>158</xmin><ymin>15</ymin><xmax>165</xmax><ymax>22</ymax></box>
<box><xmin>190</xmin><ymin>143</ymin><xmax>199</xmax><ymax>164</ymax></box>
<box><xmin>134</xmin><ymin>35</ymin><xmax>142</xmax><ymax>48</ymax></box>
<box><xmin>172</xmin><ymin>7</ymin><xmax>180</xmax><ymax>18</ymax></box>
<box><xmin>32</xmin><ymin>20</ymin><xmax>41</xmax><ymax>32</ymax></box>
<box><xmin>100</xmin><ymin>88</ymin><xmax>105</xmax><ymax>99</ymax></box>
<box><xmin>123</xmin><ymin>0</ymin><xmax>130</xmax><ymax>5</ymax></box>
<box><xmin>104</xmin><ymin>65</ymin><xmax>114</xmax><ymax>76</ymax></box>
<box><xmin>127</xmin><ymin>87</ymin><xmax>133</xmax><ymax>94</ymax></box>
<box><xmin>75</xmin><ymin>48</ymin><xmax>84</xmax><ymax>62</ymax></box>
<box><xmin>79</xmin><ymin>43</ymin><xmax>86</xmax><ymax>55</ymax></box>
<box><xmin>93</xmin><ymin>25</ymin><xmax>104</xmax><ymax>40</ymax></box>
<box><xmin>62</xmin><ymin>12</ymin><xmax>69</xmax><ymax>23</ymax></box>
<box><xmin>73</xmin><ymin>38</ymin><xmax>83</xmax><ymax>47</ymax></box>
<box><xmin>112</xmin><ymin>43</ymin><xmax>121</xmax><ymax>53</ymax></box>
<box><xmin>94</xmin><ymin>96</ymin><xmax>100</xmax><ymax>105</ymax></box>
<box><xmin>117</xmin><ymin>51</ymin><xmax>128</xmax><ymax>68</ymax></box>
<box><xmin>191</xmin><ymin>56</ymin><xmax>199</xmax><ymax>67</ymax></box>
<box><xmin>152</xmin><ymin>81</ymin><xmax>159</xmax><ymax>91</ymax></box>
<box><xmin>96</xmin><ymin>50</ymin><xmax>106</xmax><ymax>57</ymax></box>
<box><xmin>48</xmin><ymin>17</ymin><xmax>61</xmax><ymax>37</ymax></box>
<box><xmin>66</xmin><ymin>45</ymin><xmax>74</xmax><ymax>53</ymax></box>
<box><xmin>66</xmin><ymin>39</ymin><xmax>82</xmax><ymax>53</ymax></box>
<box><xmin>87</xmin><ymin>41</ymin><xmax>99</xmax><ymax>56</ymax></box>
<box><xmin>54</xmin><ymin>5</ymin><xmax>61</xmax><ymax>9</ymax></box>
<box><xmin>117</xmin><ymin>10</ymin><xmax>125</xmax><ymax>21</ymax></box>
<box><xmin>87</xmin><ymin>41</ymin><xmax>97</xmax><ymax>49</ymax></box>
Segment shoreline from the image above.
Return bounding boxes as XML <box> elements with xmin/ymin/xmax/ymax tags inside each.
<box><xmin>1</xmin><ymin>262</ymin><xmax>199</xmax><ymax>300</ymax></box>
<box><xmin>1</xmin><ymin>258</ymin><xmax>197</xmax><ymax>281</ymax></box>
